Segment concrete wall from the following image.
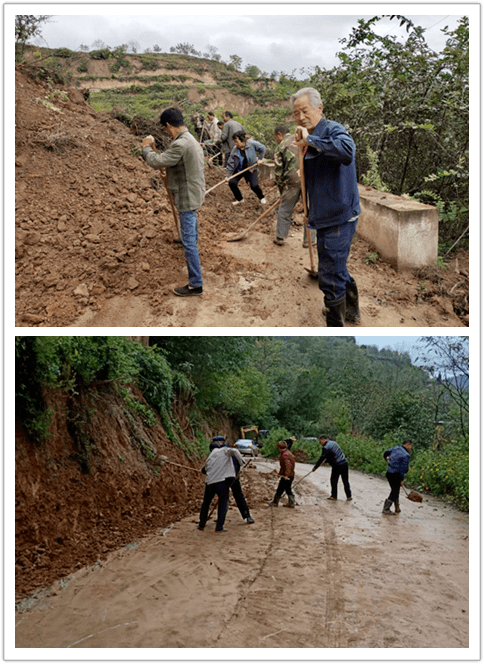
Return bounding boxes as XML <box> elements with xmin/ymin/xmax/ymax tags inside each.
<box><xmin>357</xmin><ymin>186</ymin><xmax>439</xmax><ymax>271</ymax></box>
<box><xmin>259</xmin><ymin>166</ymin><xmax>439</xmax><ymax>271</ymax></box>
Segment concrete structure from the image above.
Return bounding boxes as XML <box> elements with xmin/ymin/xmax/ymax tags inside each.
<box><xmin>357</xmin><ymin>185</ymin><xmax>439</xmax><ymax>271</ymax></box>
<box><xmin>260</xmin><ymin>165</ymin><xmax>439</xmax><ymax>271</ymax></box>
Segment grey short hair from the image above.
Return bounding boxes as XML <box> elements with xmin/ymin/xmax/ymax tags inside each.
<box><xmin>290</xmin><ymin>87</ymin><xmax>322</xmax><ymax>110</ymax></box>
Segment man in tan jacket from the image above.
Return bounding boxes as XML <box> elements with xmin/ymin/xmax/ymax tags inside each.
<box><xmin>142</xmin><ymin>107</ymin><xmax>205</xmax><ymax>297</ymax></box>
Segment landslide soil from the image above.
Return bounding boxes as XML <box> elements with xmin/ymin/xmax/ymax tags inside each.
<box><xmin>15</xmin><ymin>459</ymin><xmax>469</xmax><ymax>649</ymax></box>
<box><xmin>15</xmin><ymin>67</ymin><xmax>469</xmax><ymax>328</ymax></box>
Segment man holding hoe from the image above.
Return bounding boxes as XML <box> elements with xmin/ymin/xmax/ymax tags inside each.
<box><xmin>142</xmin><ymin>107</ymin><xmax>205</xmax><ymax>298</ymax></box>
<box><xmin>291</xmin><ymin>87</ymin><xmax>361</xmax><ymax>326</ymax></box>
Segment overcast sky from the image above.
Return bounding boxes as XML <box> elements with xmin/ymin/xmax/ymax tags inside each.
<box><xmin>29</xmin><ymin>6</ymin><xmax>467</xmax><ymax>76</ymax></box>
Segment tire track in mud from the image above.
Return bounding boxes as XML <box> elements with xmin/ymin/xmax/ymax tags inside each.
<box><xmin>213</xmin><ymin>506</ymin><xmax>277</xmax><ymax>646</ymax></box>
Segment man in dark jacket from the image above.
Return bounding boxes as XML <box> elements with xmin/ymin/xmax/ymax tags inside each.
<box><xmin>382</xmin><ymin>440</ymin><xmax>413</xmax><ymax>514</ymax></box>
<box><xmin>220</xmin><ymin>110</ymin><xmax>244</xmax><ymax>165</ymax></box>
<box><xmin>221</xmin><ymin>438</ymin><xmax>255</xmax><ymax>524</ymax></box>
<box><xmin>291</xmin><ymin>87</ymin><xmax>361</xmax><ymax>327</ymax></box>
<box><xmin>312</xmin><ymin>435</ymin><xmax>352</xmax><ymax>501</ymax></box>
<box><xmin>225</xmin><ymin>131</ymin><xmax>266</xmax><ymax>206</ymax></box>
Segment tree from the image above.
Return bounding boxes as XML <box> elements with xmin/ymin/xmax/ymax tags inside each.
<box><xmin>91</xmin><ymin>39</ymin><xmax>107</xmax><ymax>50</ymax></box>
<box><xmin>15</xmin><ymin>15</ymin><xmax>51</xmax><ymax>60</ymax></box>
<box><xmin>229</xmin><ymin>54</ymin><xmax>243</xmax><ymax>71</ymax></box>
<box><xmin>416</xmin><ymin>336</ymin><xmax>469</xmax><ymax>437</ymax></box>
<box><xmin>204</xmin><ymin>45</ymin><xmax>221</xmax><ymax>61</ymax></box>
<box><xmin>170</xmin><ymin>42</ymin><xmax>201</xmax><ymax>56</ymax></box>
<box><xmin>79</xmin><ymin>44</ymin><xmax>89</xmax><ymax>52</ymax></box>
<box><xmin>309</xmin><ymin>15</ymin><xmax>469</xmax><ymax>249</ymax></box>
<box><xmin>153</xmin><ymin>44</ymin><xmax>161</xmax><ymax>53</ymax></box>
<box><xmin>245</xmin><ymin>64</ymin><xmax>261</xmax><ymax>78</ymax></box>
<box><xmin>128</xmin><ymin>40</ymin><xmax>139</xmax><ymax>54</ymax></box>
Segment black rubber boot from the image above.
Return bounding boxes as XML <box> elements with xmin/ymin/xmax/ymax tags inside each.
<box><xmin>268</xmin><ymin>495</ymin><xmax>280</xmax><ymax>506</ymax></box>
<box><xmin>288</xmin><ymin>494</ymin><xmax>296</xmax><ymax>508</ymax></box>
<box><xmin>382</xmin><ymin>499</ymin><xmax>395</xmax><ymax>515</ymax></box>
<box><xmin>345</xmin><ymin>279</ymin><xmax>361</xmax><ymax>324</ymax></box>
<box><xmin>394</xmin><ymin>501</ymin><xmax>401</xmax><ymax>513</ymax></box>
<box><xmin>324</xmin><ymin>297</ymin><xmax>346</xmax><ymax>327</ymax></box>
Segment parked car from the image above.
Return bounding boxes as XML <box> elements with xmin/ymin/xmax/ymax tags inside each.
<box><xmin>234</xmin><ymin>439</ymin><xmax>259</xmax><ymax>457</ymax></box>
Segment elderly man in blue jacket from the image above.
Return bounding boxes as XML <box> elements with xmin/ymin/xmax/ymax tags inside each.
<box><xmin>292</xmin><ymin>87</ymin><xmax>361</xmax><ymax>326</ymax></box>
<box><xmin>382</xmin><ymin>440</ymin><xmax>413</xmax><ymax>514</ymax></box>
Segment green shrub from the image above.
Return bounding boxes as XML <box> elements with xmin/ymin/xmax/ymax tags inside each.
<box><xmin>261</xmin><ymin>427</ymin><xmax>292</xmax><ymax>457</ymax></box>
<box><xmin>90</xmin><ymin>48</ymin><xmax>111</xmax><ymax>60</ymax></box>
<box><xmin>406</xmin><ymin>437</ymin><xmax>469</xmax><ymax>509</ymax></box>
<box><xmin>54</xmin><ymin>47</ymin><xmax>75</xmax><ymax>58</ymax></box>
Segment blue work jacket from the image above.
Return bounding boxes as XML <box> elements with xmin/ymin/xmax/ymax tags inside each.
<box><xmin>303</xmin><ymin>118</ymin><xmax>360</xmax><ymax>229</ymax></box>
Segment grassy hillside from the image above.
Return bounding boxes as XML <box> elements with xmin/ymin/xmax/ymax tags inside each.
<box><xmin>22</xmin><ymin>46</ymin><xmax>302</xmax><ymax>120</ymax></box>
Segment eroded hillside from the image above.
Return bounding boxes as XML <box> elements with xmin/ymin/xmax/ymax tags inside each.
<box><xmin>15</xmin><ymin>381</ymin><xmax>244</xmax><ymax>601</ymax></box>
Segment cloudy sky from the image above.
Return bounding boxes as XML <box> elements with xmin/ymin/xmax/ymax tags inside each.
<box><xmin>27</xmin><ymin>5</ymin><xmax>467</xmax><ymax>76</ymax></box>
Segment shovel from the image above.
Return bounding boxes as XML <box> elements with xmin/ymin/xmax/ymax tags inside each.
<box><xmin>158</xmin><ymin>455</ymin><xmax>202</xmax><ymax>473</ymax></box>
<box><xmin>226</xmin><ymin>199</ymin><xmax>280</xmax><ymax>242</ymax></box>
<box><xmin>402</xmin><ymin>484</ymin><xmax>423</xmax><ymax>503</ymax></box>
<box><xmin>298</xmin><ymin>144</ymin><xmax>318</xmax><ymax>279</ymax></box>
<box><xmin>292</xmin><ymin>469</ymin><xmax>314</xmax><ymax>490</ymax></box>
<box><xmin>205</xmin><ymin>161</ymin><xmax>263</xmax><ymax>196</ymax></box>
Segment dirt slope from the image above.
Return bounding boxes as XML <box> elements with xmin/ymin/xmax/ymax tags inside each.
<box><xmin>14</xmin><ymin>384</ymin><xmax>241</xmax><ymax>602</ymax></box>
<box><xmin>14</xmin><ymin>460</ymin><xmax>469</xmax><ymax>650</ymax></box>
<box><xmin>15</xmin><ymin>67</ymin><xmax>468</xmax><ymax>328</ymax></box>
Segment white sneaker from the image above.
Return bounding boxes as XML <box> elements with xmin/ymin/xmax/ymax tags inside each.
<box><xmin>260</xmin><ymin>198</ymin><xmax>267</xmax><ymax>204</ymax></box>
<box><xmin>232</xmin><ymin>199</ymin><xmax>243</xmax><ymax>206</ymax></box>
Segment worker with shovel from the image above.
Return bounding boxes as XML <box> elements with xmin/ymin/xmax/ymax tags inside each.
<box><xmin>382</xmin><ymin>440</ymin><xmax>413</xmax><ymax>515</ymax></box>
<box><xmin>198</xmin><ymin>439</ymin><xmax>246</xmax><ymax>532</ymax></box>
<box><xmin>273</xmin><ymin>125</ymin><xmax>316</xmax><ymax>248</ymax></box>
<box><xmin>141</xmin><ymin>107</ymin><xmax>205</xmax><ymax>297</ymax></box>
<box><xmin>221</xmin><ymin>438</ymin><xmax>255</xmax><ymax>524</ymax></box>
<box><xmin>268</xmin><ymin>441</ymin><xmax>296</xmax><ymax>508</ymax></box>
<box><xmin>291</xmin><ymin>87</ymin><xmax>361</xmax><ymax>326</ymax></box>
<box><xmin>312</xmin><ymin>435</ymin><xmax>352</xmax><ymax>501</ymax></box>
<box><xmin>225</xmin><ymin>131</ymin><xmax>267</xmax><ymax>206</ymax></box>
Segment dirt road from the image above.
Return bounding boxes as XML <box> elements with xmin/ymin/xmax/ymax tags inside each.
<box><xmin>15</xmin><ymin>68</ymin><xmax>468</xmax><ymax>328</ymax></box>
<box><xmin>14</xmin><ymin>460</ymin><xmax>469</xmax><ymax>651</ymax></box>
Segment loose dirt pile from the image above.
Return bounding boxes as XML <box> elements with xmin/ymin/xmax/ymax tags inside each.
<box><xmin>15</xmin><ymin>67</ymin><xmax>468</xmax><ymax>328</ymax></box>
<box><xmin>14</xmin><ymin>383</ymin><xmax>241</xmax><ymax>602</ymax></box>
<box><xmin>14</xmin><ymin>461</ymin><xmax>469</xmax><ymax>650</ymax></box>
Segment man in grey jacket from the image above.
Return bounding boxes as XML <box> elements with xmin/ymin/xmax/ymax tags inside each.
<box><xmin>198</xmin><ymin>441</ymin><xmax>246</xmax><ymax>532</ymax></box>
<box><xmin>312</xmin><ymin>435</ymin><xmax>352</xmax><ymax>501</ymax></box>
<box><xmin>220</xmin><ymin>110</ymin><xmax>244</xmax><ymax>166</ymax></box>
<box><xmin>142</xmin><ymin>107</ymin><xmax>205</xmax><ymax>297</ymax></box>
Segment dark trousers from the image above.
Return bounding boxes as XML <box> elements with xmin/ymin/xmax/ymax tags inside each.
<box><xmin>199</xmin><ymin>480</ymin><xmax>229</xmax><ymax>530</ymax></box>
<box><xmin>229</xmin><ymin>170</ymin><xmax>264</xmax><ymax>201</ymax></box>
<box><xmin>316</xmin><ymin>220</ymin><xmax>358</xmax><ymax>303</ymax></box>
<box><xmin>386</xmin><ymin>471</ymin><xmax>402</xmax><ymax>503</ymax></box>
<box><xmin>227</xmin><ymin>477</ymin><xmax>250</xmax><ymax>519</ymax></box>
<box><xmin>330</xmin><ymin>462</ymin><xmax>351</xmax><ymax>499</ymax></box>
<box><xmin>275</xmin><ymin>476</ymin><xmax>294</xmax><ymax>498</ymax></box>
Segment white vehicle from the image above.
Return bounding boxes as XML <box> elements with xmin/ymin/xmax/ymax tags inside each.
<box><xmin>234</xmin><ymin>439</ymin><xmax>259</xmax><ymax>457</ymax></box>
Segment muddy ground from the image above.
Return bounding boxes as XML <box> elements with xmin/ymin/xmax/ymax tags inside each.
<box><xmin>14</xmin><ymin>459</ymin><xmax>469</xmax><ymax>650</ymax></box>
<box><xmin>14</xmin><ymin>66</ymin><xmax>468</xmax><ymax>328</ymax></box>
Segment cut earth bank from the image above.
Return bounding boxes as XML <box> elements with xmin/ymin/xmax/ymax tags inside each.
<box><xmin>15</xmin><ymin>67</ymin><xmax>468</xmax><ymax>328</ymax></box>
<box><xmin>15</xmin><ymin>460</ymin><xmax>469</xmax><ymax>650</ymax></box>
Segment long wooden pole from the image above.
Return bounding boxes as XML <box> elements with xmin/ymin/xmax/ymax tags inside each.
<box><xmin>298</xmin><ymin>145</ymin><xmax>317</xmax><ymax>276</ymax></box>
<box><xmin>205</xmin><ymin>161</ymin><xmax>263</xmax><ymax>196</ymax></box>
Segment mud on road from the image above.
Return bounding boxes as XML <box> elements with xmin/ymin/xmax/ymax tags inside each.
<box><xmin>15</xmin><ymin>461</ymin><xmax>469</xmax><ymax>650</ymax></box>
<box><xmin>15</xmin><ymin>67</ymin><xmax>468</xmax><ymax>328</ymax></box>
